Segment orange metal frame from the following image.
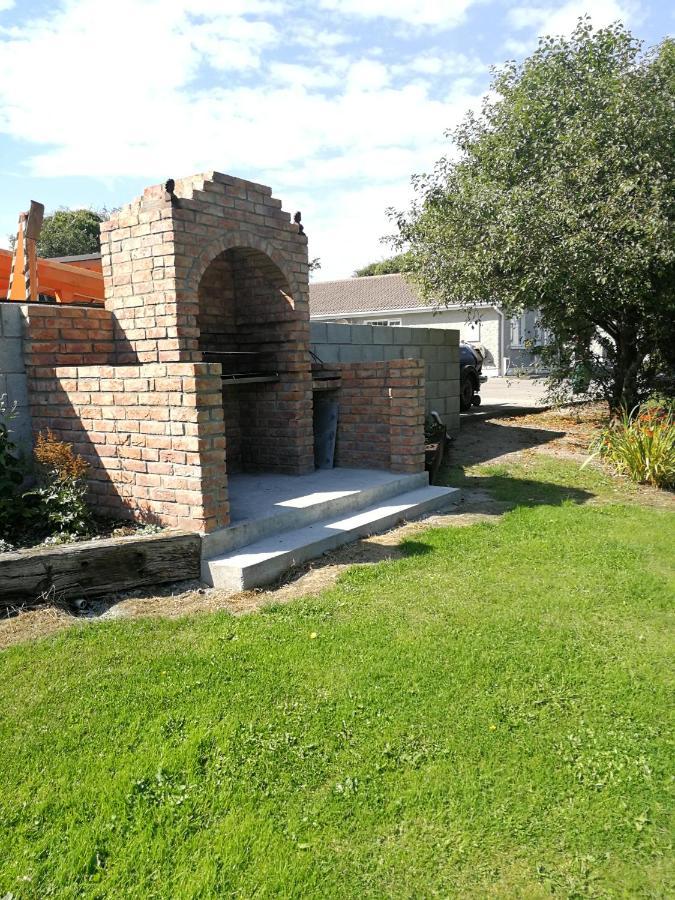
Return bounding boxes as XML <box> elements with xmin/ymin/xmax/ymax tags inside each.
<box><xmin>0</xmin><ymin>202</ymin><xmax>105</xmax><ymax>305</ymax></box>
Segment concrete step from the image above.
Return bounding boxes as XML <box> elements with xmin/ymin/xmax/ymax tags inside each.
<box><xmin>202</xmin><ymin>484</ymin><xmax>460</xmax><ymax>591</ymax></box>
<box><xmin>202</xmin><ymin>469</ymin><xmax>430</xmax><ymax>558</ymax></box>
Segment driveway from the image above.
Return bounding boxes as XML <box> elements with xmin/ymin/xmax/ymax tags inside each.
<box><xmin>467</xmin><ymin>376</ymin><xmax>549</xmax><ymax>417</ymax></box>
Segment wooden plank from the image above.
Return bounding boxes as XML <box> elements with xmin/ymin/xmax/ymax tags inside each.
<box><xmin>0</xmin><ymin>531</ymin><xmax>201</xmax><ymax>608</ymax></box>
<box><xmin>1</xmin><ymin>248</ymin><xmax>105</xmax><ymax>304</ymax></box>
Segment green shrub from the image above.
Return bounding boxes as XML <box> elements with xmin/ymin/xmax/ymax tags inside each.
<box><xmin>586</xmin><ymin>399</ymin><xmax>675</xmax><ymax>488</ymax></box>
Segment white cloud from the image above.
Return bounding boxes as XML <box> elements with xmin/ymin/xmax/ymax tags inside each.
<box><xmin>507</xmin><ymin>0</ymin><xmax>638</xmax><ymax>36</ymax></box>
<box><xmin>393</xmin><ymin>51</ymin><xmax>488</xmax><ymax>78</ymax></box>
<box><xmin>0</xmin><ymin>0</ymin><xmax>486</xmax><ymax>277</ymax></box>
<box><xmin>318</xmin><ymin>0</ymin><xmax>476</xmax><ymax>27</ymax></box>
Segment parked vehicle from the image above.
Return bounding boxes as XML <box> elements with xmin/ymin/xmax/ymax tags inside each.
<box><xmin>459</xmin><ymin>342</ymin><xmax>487</xmax><ymax>411</ymax></box>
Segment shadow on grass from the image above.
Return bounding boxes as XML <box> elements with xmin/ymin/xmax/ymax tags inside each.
<box><xmin>443</xmin><ymin>468</ymin><xmax>595</xmax><ymax>510</ymax></box>
<box><xmin>450</xmin><ymin>418</ymin><xmax>566</xmax><ymax>469</ymax></box>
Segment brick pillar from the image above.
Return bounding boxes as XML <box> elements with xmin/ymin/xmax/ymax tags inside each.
<box><xmin>386</xmin><ymin>359</ymin><xmax>426</xmax><ymax>473</ymax></box>
<box><xmin>334</xmin><ymin>359</ymin><xmax>425</xmax><ymax>473</ymax></box>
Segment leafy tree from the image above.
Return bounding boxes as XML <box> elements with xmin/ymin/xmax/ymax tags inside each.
<box><xmin>37</xmin><ymin>208</ymin><xmax>104</xmax><ymax>257</ymax></box>
<box><xmin>392</xmin><ymin>21</ymin><xmax>675</xmax><ymax>411</ymax></box>
<box><xmin>9</xmin><ymin>208</ymin><xmax>107</xmax><ymax>257</ymax></box>
<box><xmin>355</xmin><ymin>251</ymin><xmax>413</xmax><ymax>277</ymax></box>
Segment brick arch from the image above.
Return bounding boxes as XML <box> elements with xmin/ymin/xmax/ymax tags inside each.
<box><xmin>184</xmin><ymin>230</ymin><xmax>300</xmax><ymax>304</ymax></box>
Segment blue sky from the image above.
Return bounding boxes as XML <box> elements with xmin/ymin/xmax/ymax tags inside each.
<box><xmin>0</xmin><ymin>0</ymin><xmax>671</xmax><ymax>279</ymax></box>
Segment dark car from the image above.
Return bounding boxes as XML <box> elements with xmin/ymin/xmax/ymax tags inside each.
<box><xmin>459</xmin><ymin>342</ymin><xmax>487</xmax><ymax>411</ymax></box>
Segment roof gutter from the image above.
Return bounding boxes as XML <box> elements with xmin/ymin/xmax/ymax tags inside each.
<box><xmin>309</xmin><ymin>302</ymin><xmax>499</xmax><ymax>320</ymax></box>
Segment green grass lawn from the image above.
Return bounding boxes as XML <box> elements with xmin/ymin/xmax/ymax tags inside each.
<box><xmin>1</xmin><ymin>459</ymin><xmax>673</xmax><ymax>898</ymax></box>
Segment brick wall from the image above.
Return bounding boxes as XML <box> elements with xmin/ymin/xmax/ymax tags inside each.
<box><xmin>334</xmin><ymin>359</ymin><xmax>425</xmax><ymax>473</ymax></box>
<box><xmin>101</xmin><ymin>172</ymin><xmax>315</xmax><ymax>475</ymax></box>
<box><xmin>27</xmin><ymin>362</ymin><xmax>228</xmax><ymax>532</ymax></box>
<box><xmin>197</xmin><ymin>244</ymin><xmax>313</xmax><ymax>474</ymax></box>
<box><xmin>23</xmin><ymin>304</ymin><xmax>115</xmax><ymax>368</ymax></box>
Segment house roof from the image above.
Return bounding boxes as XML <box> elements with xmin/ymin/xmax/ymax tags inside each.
<box><xmin>309</xmin><ymin>273</ymin><xmax>431</xmax><ymax>317</ymax></box>
<box><xmin>50</xmin><ymin>253</ymin><xmax>102</xmax><ymax>263</ymax></box>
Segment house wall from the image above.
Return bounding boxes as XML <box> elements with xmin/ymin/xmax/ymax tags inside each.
<box><xmin>399</xmin><ymin>309</ymin><xmax>500</xmax><ymax>371</ymax></box>
<box><xmin>310</xmin><ymin>321</ymin><xmax>460</xmax><ymax>434</ymax></box>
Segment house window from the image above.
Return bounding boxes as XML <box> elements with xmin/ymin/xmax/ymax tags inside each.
<box><xmin>510</xmin><ymin>317</ymin><xmax>523</xmax><ymax>347</ymax></box>
<box><xmin>511</xmin><ymin>313</ymin><xmax>550</xmax><ymax>349</ymax></box>
<box><xmin>365</xmin><ymin>319</ymin><xmax>402</xmax><ymax>327</ymax></box>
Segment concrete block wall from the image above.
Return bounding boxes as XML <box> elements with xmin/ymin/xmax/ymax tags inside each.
<box><xmin>310</xmin><ymin>322</ymin><xmax>460</xmax><ymax>433</ymax></box>
<box><xmin>0</xmin><ymin>303</ymin><xmax>31</xmax><ymax>450</ymax></box>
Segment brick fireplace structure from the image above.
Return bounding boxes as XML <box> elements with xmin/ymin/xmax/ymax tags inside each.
<box><xmin>22</xmin><ymin>173</ymin><xmax>425</xmax><ymax>533</ymax></box>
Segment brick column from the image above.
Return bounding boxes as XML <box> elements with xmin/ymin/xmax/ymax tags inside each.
<box><xmin>334</xmin><ymin>358</ymin><xmax>425</xmax><ymax>473</ymax></box>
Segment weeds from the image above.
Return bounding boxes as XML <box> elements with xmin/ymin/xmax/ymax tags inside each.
<box><xmin>24</xmin><ymin>430</ymin><xmax>93</xmax><ymax>538</ymax></box>
<box><xmin>0</xmin><ymin>415</ymin><xmax>94</xmax><ymax>546</ymax></box>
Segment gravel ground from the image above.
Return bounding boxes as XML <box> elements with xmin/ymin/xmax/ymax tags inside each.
<box><xmin>470</xmin><ymin>375</ymin><xmax>549</xmax><ymax>414</ymax></box>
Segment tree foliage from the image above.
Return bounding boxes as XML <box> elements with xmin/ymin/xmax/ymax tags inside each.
<box><xmin>354</xmin><ymin>251</ymin><xmax>413</xmax><ymax>277</ymax></box>
<box><xmin>392</xmin><ymin>20</ymin><xmax>675</xmax><ymax>410</ymax></box>
<box><xmin>35</xmin><ymin>208</ymin><xmax>104</xmax><ymax>258</ymax></box>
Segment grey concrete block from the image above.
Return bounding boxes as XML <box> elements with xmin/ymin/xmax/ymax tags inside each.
<box><xmin>351</xmin><ymin>325</ymin><xmax>374</xmax><ymax>345</ymax></box>
<box><xmin>1</xmin><ymin>303</ymin><xmax>26</xmax><ymax>338</ymax></box>
<box><xmin>6</xmin><ymin>372</ymin><xmax>29</xmax><ymax>411</ymax></box>
<box><xmin>427</xmin><ymin>347</ymin><xmax>446</xmax><ymax>363</ymax></box>
<box><xmin>428</xmin><ymin>363</ymin><xmax>447</xmax><ymax>382</ymax></box>
<box><xmin>316</xmin><ymin>344</ymin><xmax>339</xmax><ymax>363</ymax></box>
<box><xmin>2</xmin><ymin>373</ymin><xmax>32</xmax><ymax>450</ymax></box>
<box><xmin>310</xmin><ymin>322</ymin><xmax>328</xmax><ymax>343</ymax></box>
<box><xmin>338</xmin><ymin>344</ymin><xmax>363</xmax><ymax>363</ymax></box>
<box><xmin>393</xmin><ymin>327</ymin><xmax>414</xmax><ymax>345</ymax></box>
<box><xmin>327</xmin><ymin>323</ymin><xmax>351</xmax><ymax>343</ymax></box>
<box><xmin>364</xmin><ymin>345</ymin><xmax>386</xmax><ymax>362</ymax></box>
<box><xmin>371</xmin><ymin>326</ymin><xmax>394</xmax><ymax>345</ymax></box>
<box><xmin>384</xmin><ymin>345</ymin><xmax>404</xmax><ymax>360</ymax></box>
<box><xmin>0</xmin><ymin>336</ymin><xmax>25</xmax><ymax>374</ymax></box>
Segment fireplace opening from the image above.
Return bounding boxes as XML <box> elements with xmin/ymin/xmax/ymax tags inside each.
<box><xmin>197</xmin><ymin>245</ymin><xmax>312</xmax><ymax>474</ymax></box>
